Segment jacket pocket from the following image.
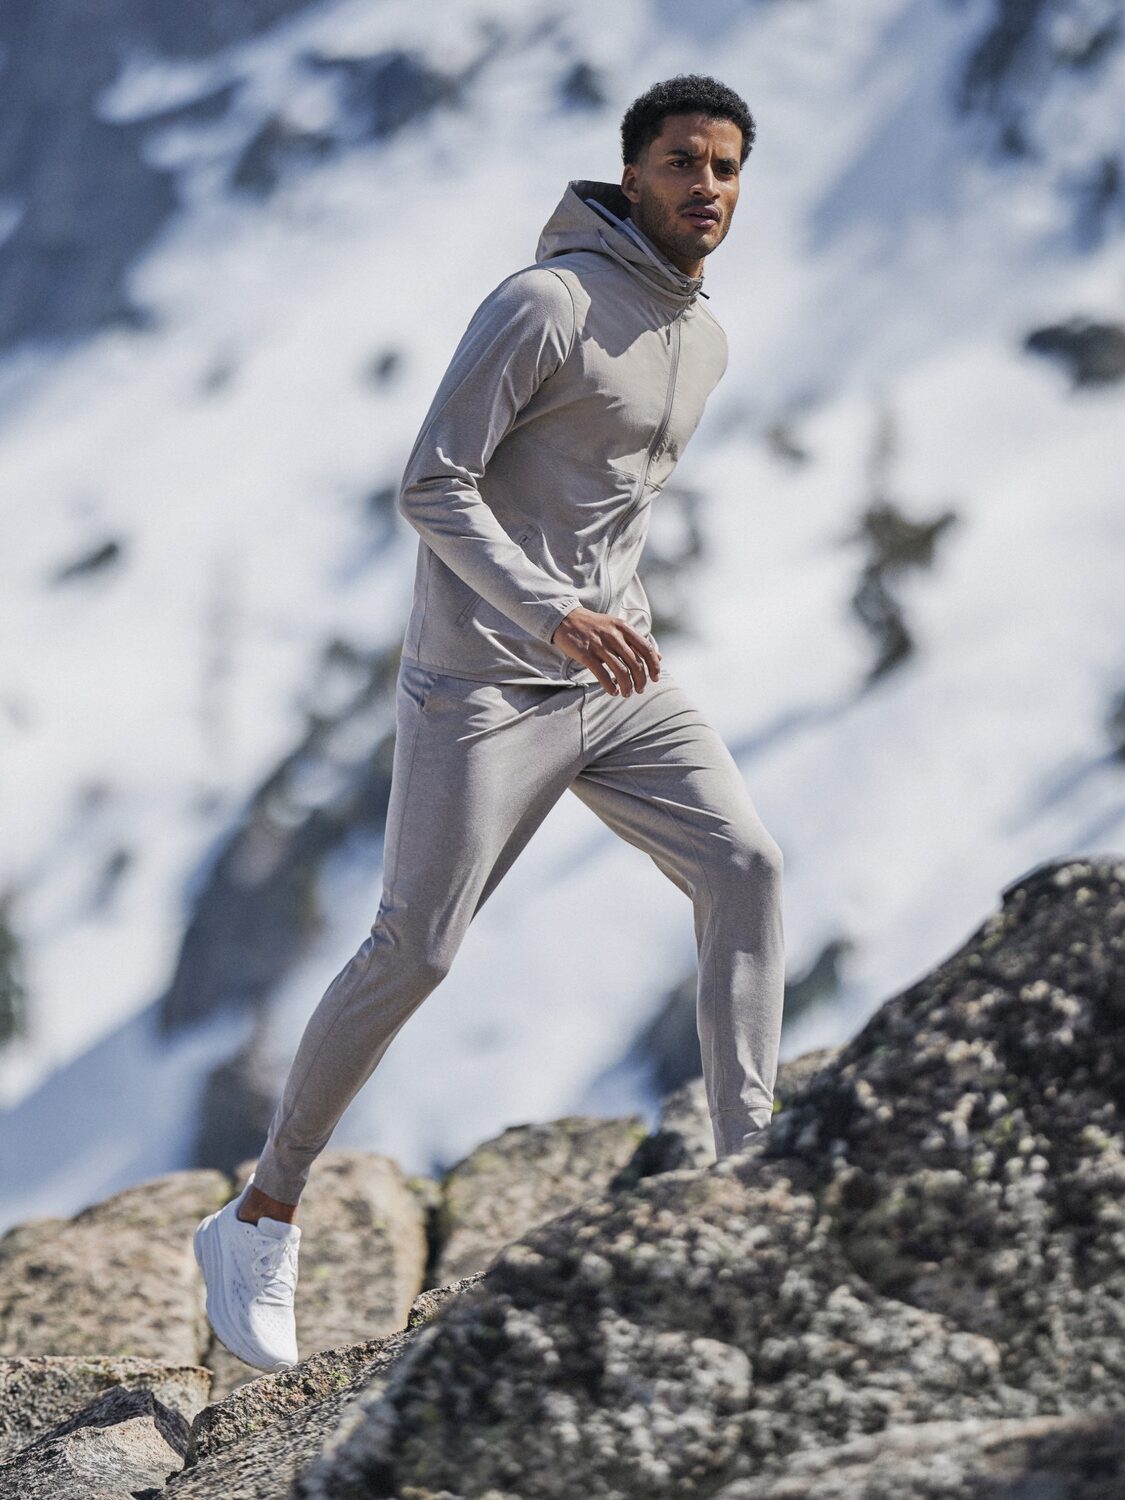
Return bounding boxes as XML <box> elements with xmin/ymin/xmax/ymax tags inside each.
<box><xmin>454</xmin><ymin>524</ymin><xmax>536</xmax><ymax>627</ymax></box>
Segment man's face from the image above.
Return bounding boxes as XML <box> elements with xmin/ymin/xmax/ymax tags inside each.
<box><xmin>620</xmin><ymin>111</ymin><xmax>743</xmax><ymax>278</ymax></box>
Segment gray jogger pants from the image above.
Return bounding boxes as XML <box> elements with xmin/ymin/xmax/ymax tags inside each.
<box><xmin>251</xmin><ymin>661</ymin><xmax>785</xmax><ymax>1203</ymax></box>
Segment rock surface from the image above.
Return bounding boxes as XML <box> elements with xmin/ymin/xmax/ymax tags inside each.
<box><xmin>1</xmin><ymin>856</ymin><xmax>1122</xmax><ymax>1499</ymax></box>
<box><xmin>432</xmin><ymin>1113</ymin><xmax>651</xmax><ymax>1283</ymax></box>
<box><xmin>166</xmin><ymin>1280</ymin><xmax>482</xmax><ymax>1499</ymax></box>
<box><xmin>713</xmin><ymin>1411</ymin><xmax>1125</xmax><ymax>1498</ymax></box>
<box><xmin>0</xmin><ymin>1170</ymin><xmax>226</xmax><ymax>1365</ymax></box>
<box><xmin>0</xmin><ymin>1354</ymin><xmax>211</xmax><ymax>1463</ymax></box>
<box><xmin>0</xmin><ymin>1383</ymin><xmax>190</xmax><ymax>1499</ymax></box>
<box><xmin>185</xmin><ymin>1279</ymin><xmax>479</xmax><ymax>1471</ymax></box>
<box><xmin>298</xmin><ymin>856</ymin><xmax>1125</xmax><ymax>1499</ymax></box>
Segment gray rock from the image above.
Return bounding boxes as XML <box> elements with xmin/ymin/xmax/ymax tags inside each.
<box><xmin>714</xmin><ymin>1412</ymin><xmax>1125</xmax><ymax>1498</ymax></box>
<box><xmin>298</xmin><ymin>1155</ymin><xmax>1014</xmax><ymax>1499</ymax></box>
<box><xmin>188</xmin><ymin>1278</ymin><xmax>474</xmax><ymax>1470</ymax></box>
<box><xmin>404</xmin><ymin>1276</ymin><xmax>482</xmax><ymax>1331</ymax></box>
<box><xmin>644</xmin><ymin>1044</ymin><xmax>843</xmax><ymax>1173</ymax></box>
<box><xmin>206</xmin><ymin>1151</ymin><xmax>429</xmax><ymax>1400</ymax></box>
<box><xmin>431</xmin><ymin>1113</ymin><xmax>649</xmax><ymax>1284</ymax></box>
<box><xmin>186</xmin><ymin>1336</ymin><xmax>404</xmax><ymax>1472</ymax></box>
<box><xmin>1025</xmin><ymin>316</ymin><xmax>1125</xmax><ymax>388</ymax></box>
<box><xmin>0</xmin><ymin>1354</ymin><xmax>211</xmax><ymax>1463</ymax></box>
<box><xmin>295</xmin><ymin>856</ymin><xmax>1125</xmax><ymax>1499</ymax></box>
<box><xmin>0</xmin><ymin>1170</ymin><xmax>228</xmax><ymax>1364</ymax></box>
<box><xmin>5</xmin><ymin>858</ymin><xmax>1123</xmax><ymax>1500</ymax></box>
<box><xmin>167</xmin><ymin>1277</ymin><xmax>484</xmax><ymax>1498</ymax></box>
<box><xmin>0</xmin><ymin>1383</ymin><xmax>189</xmax><ymax>1499</ymax></box>
<box><xmin>763</xmin><ymin>855</ymin><xmax>1125</xmax><ymax>1388</ymax></box>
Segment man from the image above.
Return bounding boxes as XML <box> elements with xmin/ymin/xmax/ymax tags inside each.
<box><xmin>194</xmin><ymin>73</ymin><xmax>785</xmax><ymax>1373</ymax></box>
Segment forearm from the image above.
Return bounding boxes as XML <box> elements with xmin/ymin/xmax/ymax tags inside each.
<box><xmin>398</xmin><ymin>475</ymin><xmax>580</xmax><ymax>644</ymax></box>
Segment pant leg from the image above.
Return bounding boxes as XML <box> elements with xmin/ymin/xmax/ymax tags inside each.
<box><xmin>568</xmin><ymin>670</ymin><xmax>785</xmax><ymax>1162</ymax></box>
<box><xmin>252</xmin><ymin>665</ymin><xmax>583</xmax><ymax>1204</ymax></box>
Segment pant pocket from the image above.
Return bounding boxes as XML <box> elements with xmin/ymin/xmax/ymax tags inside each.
<box><xmin>398</xmin><ymin>663</ymin><xmax>438</xmax><ymax>714</ymax></box>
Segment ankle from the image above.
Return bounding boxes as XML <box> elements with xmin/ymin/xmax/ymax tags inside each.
<box><xmin>235</xmin><ymin>1183</ymin><xmax>299</xmax><ymax>1226</ymax></box>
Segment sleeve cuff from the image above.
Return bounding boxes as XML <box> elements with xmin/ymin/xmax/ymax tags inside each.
<box><xmin>534</xmin><ymin>596</ymin><xmax>581</xmax><ymax>644</ymax></box>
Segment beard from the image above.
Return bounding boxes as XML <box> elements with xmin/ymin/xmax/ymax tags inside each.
<box><xmin>628</xmin><ymin>187</ymin><xmax>726</xmax><ymax>269</ymax></box>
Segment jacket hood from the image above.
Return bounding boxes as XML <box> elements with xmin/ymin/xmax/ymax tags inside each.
<box><xmin>534</xmin><ymin>179</ymin><xmax>708</xmax><ymax>307</ymax></box>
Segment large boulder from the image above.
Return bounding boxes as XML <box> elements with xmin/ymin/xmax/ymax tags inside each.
<box><xmin>431</xmin><ymin>1114</ymin><xmax>650</xmax><ymax>1284</ymax></box>
<box><xmin>713</xmin><ymin>1411</ymin><xmax>1125</xmax><ymax>1498</ymax></box>
<box><xmin>0</xmin><ymin>1355</ymin><xmax>211</xmax><ymax>1464</ymax></box>
<box><xmin>295</xmin><ymin>856</ymin><xmax>1125</xmax><ymax>1499</ymax></box>
<box><xmin>0</xmin><ymin>1383</ymin><xmax>190</xmax><ymax>1499</ymax></box>
<box><xmin>2</xmin><ymin>857</ymin><xmax>1121</xmax><ymax>1499</ymax></box>
<box><xmin>0</xmin><ymin>1170</ymin><xmax>227</xmax><ymax>1365</ymax></box>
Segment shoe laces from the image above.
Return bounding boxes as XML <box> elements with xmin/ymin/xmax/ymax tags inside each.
<box><xmin>251</xmin><ymin>1238</ymin><xmax>298</xmax><ymax>1304</ymax></box>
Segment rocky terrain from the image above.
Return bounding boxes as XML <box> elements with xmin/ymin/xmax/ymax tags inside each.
<box><xmin>1</xmin><ymin>853</ymin><xmax>1123</xmax><ymax>1498</ymax></box>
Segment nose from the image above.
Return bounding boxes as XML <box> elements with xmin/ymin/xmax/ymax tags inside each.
<box><xmin>691</xmin><ymin>163</ymin><xmax>719</xmax><ymax>198</ymax></box>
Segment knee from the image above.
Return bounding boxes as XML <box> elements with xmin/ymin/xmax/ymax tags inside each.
<box><xmin>726</xmin><ymin>826</ymin><xmax>784</xmax><ymax>891</ymax></box>
<box><xmin>397</xmin><ymin>937</ymin><xmax>457</xmax><ymax>991</ymax></box>
<box><xmin>366</xmin><ymin>911</ymin><xmax>458</xmax><ymax>989</ymax></box>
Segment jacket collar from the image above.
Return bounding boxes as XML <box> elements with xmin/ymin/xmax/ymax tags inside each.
<box><xmin>534</xmin><ymin>179</ymin><xmax>707</xmax><ymax>307</ymax></box>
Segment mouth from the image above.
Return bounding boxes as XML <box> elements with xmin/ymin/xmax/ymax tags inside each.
<box><xmin>681</xmin><ymin>206</ymin><xmax>721</xmax><ymax>231</ymax></box>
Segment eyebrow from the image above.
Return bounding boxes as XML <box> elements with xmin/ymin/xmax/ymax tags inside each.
<box><xmin>662</xmin><ymin>145</ymin><xmax>739</xmax><ymax>169</ymax></box>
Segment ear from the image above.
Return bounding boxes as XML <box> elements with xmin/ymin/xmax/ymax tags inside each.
<box><xmin>620</xmin><ymin>163</ymin><xmax>640</xmax><ymax>206</ymax></box>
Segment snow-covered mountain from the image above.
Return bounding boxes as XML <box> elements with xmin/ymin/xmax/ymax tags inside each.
<box><xmin>2</xmin><ymin>0</ymin><xmax>1123</xmax><ymax>1235</ymax></box>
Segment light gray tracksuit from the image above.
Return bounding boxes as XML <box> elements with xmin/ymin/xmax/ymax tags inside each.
<box><xmin>396</xmin><ymin>178</ymin><xmax>728</xmax><ymax>687</ymax></box>
<box><xmin>251</xmin><ymin>181</ymin><xmax>785</xmax><ymax>1202</ymax></box>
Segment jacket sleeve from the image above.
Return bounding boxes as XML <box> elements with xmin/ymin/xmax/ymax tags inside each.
<box><xmin>396</xmin><ymin>267</ymin><xmax>583</xmax><ymax>645</ymax></box>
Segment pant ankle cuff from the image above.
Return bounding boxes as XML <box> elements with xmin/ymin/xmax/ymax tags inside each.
<box><xmin>249</xmin><ymin>1155</ymin><xmax>305</xmax><ymax>1207</ymax></box>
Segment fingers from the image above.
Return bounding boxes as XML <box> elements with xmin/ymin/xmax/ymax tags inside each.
<box><xmin>594</xmin><ymin>620</ymin><xmax>661</xmax><ymax>697</ymax></box>
<box><xmin>555</xmin><ymin>612</ymin><xmax>662</xmax><ymax>697</ymax></box>
<box><xmin>589</xmin><ymin>657</ymin><xmax>624</xmax><ymax>696</ymax></box>
<box><xmin>621</xmin><ymin>623</ymin><xmax>661</xmax><ymax>685</ymax></box>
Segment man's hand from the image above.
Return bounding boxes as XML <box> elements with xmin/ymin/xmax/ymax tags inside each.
<box><xmin>550</xmin><ymin>607</ymin><xmax>661</xmax><ymax>695</ymax></box>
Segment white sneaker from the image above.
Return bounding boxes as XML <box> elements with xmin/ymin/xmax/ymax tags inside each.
<box><xmin>193</xmin><ymin>1172</ymin><xmax>301</xmax><ymax>1373</ymax></box>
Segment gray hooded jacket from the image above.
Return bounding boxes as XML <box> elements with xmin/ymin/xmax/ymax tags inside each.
<box><xmin>396</xmin><ymin>178</ymin><xmax>729</xmax><ymax>687</ymax></box>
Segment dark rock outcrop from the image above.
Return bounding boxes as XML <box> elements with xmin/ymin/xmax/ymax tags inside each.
<box><xmin>847</xmin><ymin>486</ymin><xmax>959</xmax><ymax>685</ymax></box>
<box><xmin>156</xmin><ymin>641</ymin><xmax>401</xmax><ymax>1037</ymax></box>
<box><xmin>2</xmin><ymin>856</ymin><xmax>1122</xmax><ymax>1499</ymax></box>
<box><xmin>298</xmin><ymin>855</ymin><xmax>1125</xmax><ymax>1499</ymax></box>
<box><xmin>0</xmin><ymin>0</ymin><xmax>312</xmax><ymax>355</ymax></box>
<box><xmin>0</xmin><ymin>895</ymin><xmax>28</xmax><ymax>1052</ymax></box>
<box><xmin>714</xmin><ymin>1411</ymin><xmax>1125</xmax><ymax>1498</ymax></box>
<box><xmin>1025</xmin><ymin>315</ymin><xmax>1125</xmax><ymax>386</ymax></box>
<box><xmin>192</xmin><ymin>1018</ymin><xmax>280</xmax><ymax>1180</ymax></box>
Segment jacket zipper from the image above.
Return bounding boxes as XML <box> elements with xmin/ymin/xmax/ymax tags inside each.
<box><xmin>600</xmin><ymin>305</ymin><xmax>686</xmax><ymax>612</ymax></box>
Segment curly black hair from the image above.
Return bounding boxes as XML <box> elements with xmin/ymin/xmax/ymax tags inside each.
<box><xmin>620</xmin><ymin>74</ymin><xmax>755</xmax><ymax>166</ymax></box>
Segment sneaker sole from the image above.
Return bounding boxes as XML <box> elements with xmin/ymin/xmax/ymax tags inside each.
<box><xmin>193</xmin><ymin>1210</ymin><xmax>297</xmax><ymax>1374</ymax></box>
